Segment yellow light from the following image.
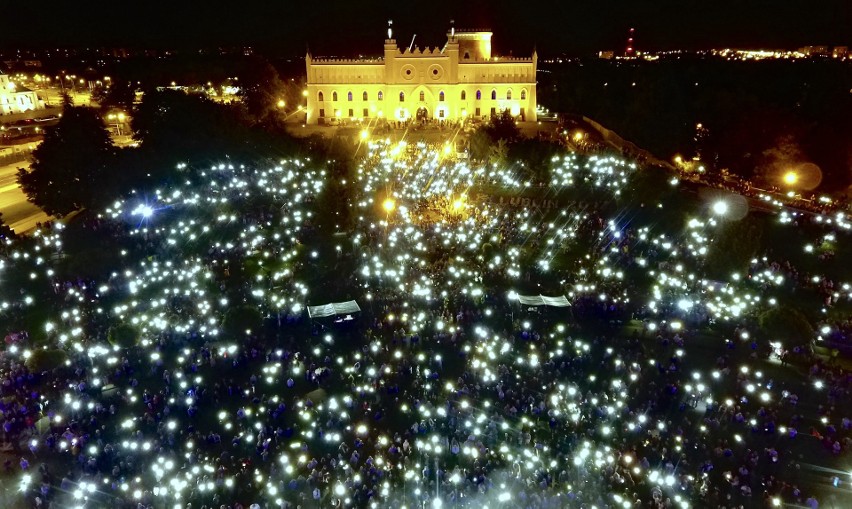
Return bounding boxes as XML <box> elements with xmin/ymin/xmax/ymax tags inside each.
<box><xmin>360</xmin><ymin>129</ymin><xmax>369</xmax><ymax>140</ymax></box>
<box><xmin>383</xmin><ymin>199</ymin><xmax>395</xmax><ymax>213</ymax></box>
<box><xmin>302</xmin><ymin>90</ymin><xmax>308</xmax><ymax>97</ymax></box>
<box><xmin>674</xmin><ymin>155</ymin><xmax>683</xmax><ymax>164</ymax></box>
<box><xmin>783</xmin><ymin>171</ymin><xmax>798</xmax><ymax>185</ymax></box>
<box><xmin>117</xmin><ymin>113</ymin><xmax>126</xmax><ymax>121</ymax></box>
<box><xmin>573</xmin><ymin>131</ymin><xmax>584</xmax><ymax>142</ymax></box>
<box><xmin>452</xmin><ymin>198</ymin><xmax>465</xmax><ymax>211</ymax></box>
<box><xmin>443</xmin><ymin>144</ymin><xmax>452</xmax><ymax>155</ymax></box>
<box><xmin>277</xmin><ymin>100</ymin><xmax>285</xmax><ymax>108</ymax></box>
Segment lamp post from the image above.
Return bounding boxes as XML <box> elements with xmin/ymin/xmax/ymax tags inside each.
<box><xmin>107</xmin><ymin>112</ymin><xmax>126</xmax><ymax>136</ymax></box>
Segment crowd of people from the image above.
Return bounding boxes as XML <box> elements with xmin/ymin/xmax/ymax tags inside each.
<box><xmin>1</xmin><ymin>140</ymin><xmax>851</xmax><ymax>509</ymax></box>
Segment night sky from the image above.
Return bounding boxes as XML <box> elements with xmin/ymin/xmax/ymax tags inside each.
<box><xmin>3</xmin><ymin>0</ymin><xmax>850</xmax><ymax>55</ymax></box>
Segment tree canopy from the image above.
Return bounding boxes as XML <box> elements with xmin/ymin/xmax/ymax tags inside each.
<box><xmin>108</xmin><ymin>323</ymin><xmax>139</xmax><ymax>348</ymax></box>
<box><xmin>17</xmin><ymin>105</ymin><xmax>115</xmax><ymax>216</ymax></box>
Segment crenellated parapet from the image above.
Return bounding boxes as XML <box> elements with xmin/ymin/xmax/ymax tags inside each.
<box><xmin>397</xmin><ymin>47</ymin><xmax>444</xmax><ymax>57</ymax></box>
<box><xmin>310</xmin><ymin>58</ymin><xmax>385</xmax><ymax>64</ymax></box>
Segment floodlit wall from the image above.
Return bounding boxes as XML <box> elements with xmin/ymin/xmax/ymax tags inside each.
<box><xmin>305</xmin><ymin>30</ymin><xmax>536</xmax><ymax>124</ymax></box>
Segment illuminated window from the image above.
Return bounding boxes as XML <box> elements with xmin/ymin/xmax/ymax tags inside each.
<box><xmin>476</xmin><ymin>90</ymin><xmax>481</xmax><ymax>100</ymax></box>
<box><xmin>318</xmin><ymin>91</ymin><xmax>324</xmax><ymax>102</ymax></box>
<box><xmin>332</xmin><ymin>91</ymin><xmax>338</xmax><ymax>101</ymax></box>
<box><xmin>506</xmin><ymin>89</ymin><xmax>512</xmax><ymax>100</ymax></box>
<box><xmin>439</xmin><ymin>91</ymin><xmax>445</xmax><ymax>101</ymax></box>
<box><xmin>520</xmin><ymin>89</ymin><xmax>526</xmax><ymax>100</ymax></box>
<box><xmin>399</xmin><ymin>91</ymin><xmax>404</xmax><ymax>102</ymax></box>
<box><xmin>362</xmin><ymin>91</ymin><xmax>368</xmax><ymax>101</ymax></box>
<box><xmin>347</xmin><ymin>91</ymin><xmax>353</xmax><ymax>101</ymax></box>
<box><xmin>319</xmin><ymin>108</ymin><xmax>325</xmax><ymax>117</ymax></box>
<box><xmin>461</xmin><ymin>90</ymin><xmax>466</xmax><ymax>100</ymax></box>
<box><xmin>491</xmin><ymin>89</ymin><xmax>497</xmax><ymax>100</ymax></box>
<box><xmin>378</xmin><ymin>91</ymin><xmax>383</xmax><ymax>101</ymax></box>
<box><xmin>419</xmin><ymin>91</ymin><xmax>425</xmax><ymax>101</ymax></box>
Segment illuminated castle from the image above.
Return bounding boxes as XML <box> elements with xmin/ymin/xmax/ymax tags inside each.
<box><xmin>305</xmin><ymin>25</ymin><xmax>537</xmax><ymax>124</ymax></box>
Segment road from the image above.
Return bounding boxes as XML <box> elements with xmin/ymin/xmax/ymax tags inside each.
<box><xmin>0</xmin><ymin>160</ymin><xmax>51</xmax><ymax>234</ymax></box>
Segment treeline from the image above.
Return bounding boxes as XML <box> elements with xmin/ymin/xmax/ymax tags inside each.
<box><xmin>16</xmin><ymin>89</ymin><xmax>307</xmax><ymax>217</ymax></box>
<box><xmin>540</xmin><ymin>57</ymin><xmax>852</xmax><ymax>192</ymax></box>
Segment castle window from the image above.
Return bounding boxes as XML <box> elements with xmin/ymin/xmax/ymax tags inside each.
<box><xmin>347</xmin><ymin>91</ymin><xmax>353</xmax><ymax>101</ymax></box>
<box><xmin>332</xmin><ymin>91</ymin><xmax>338</xmax><ymax>101</ymax></box>
<box><xmin>419</xmin><ymin>91</ymin><xmax>425</xmax><ymax>101</ymax></box>
<box><xmin>363</xmin><ymin>108</ymin><xmax>369</xmax><ymax>117</ymax></box>
<box><xmin>506</xmin><ymin>89</ymin><xmax>512</xmax><ymax>100</ymax></box>
<box><xmin>399</xmin><ymin>91</ymin><xmax>405</xmax><ymax>102</ymax></box>
<box><xmin>318</xmin><ymin>91</ymin><xmax>324</xmax><ymax>102</ymax></box>
<box><xmin>521</xmin><ymin>89</ymin><xmax>527</xmax><ymax>100</ymax></box>
<box><xmin>461</xmin><ymin>90</ymin><xmax>466</xmax><ymax>100</ymax></box>
<box><xmin>362</xmin><ymin>91</ymin><xmax>368</xmax><ymax>101</ymax></box>
<box><xmin>439</xmin><ymin>91</ymin><xmax>444</xmax><ymax>101</ymax></box>
<box><xmin>378</xmin><ymin>91</ymin><xmax>383</xmax><ymax>101</ymax></box>
<box><xmin>463</xmin><ymin>52</ymin><xmax>470</xmax><ymax>59</ymax></box>
<box><xmin>476</xmin><ymin>90</ymin><xmax>481</xmax><ymax>100</ymax></box>
<box><xmin>319</xmin><ymin>108</ymin><xmax>325</xmax><ymax>118</ymax></box>
<box><xmin>348</xmin><ymin>108</ymin><xmax>354</xmax><ymax>117</ymax></box>
<box><xmin>491</xmin><ymin>89</ymin><xmax>497</xmax><ymax>100</ymax></box>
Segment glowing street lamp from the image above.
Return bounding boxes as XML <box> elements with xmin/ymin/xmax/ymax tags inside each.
<box><xmin>783</xmin><ymin>171</ymin><xmax>798</xmax><ymax>186</ymax></box>
<box><xmin>712</xmin><ymin>200</ymin><xmax>728</xmax><ymax>216</ymax></box>
<box><xmin>277</xmin><ymin>100</ymin><xmax>286</xmax><ymax>108</ymax></box>
<box><xmin>360</xmin><ymin>129</ymin><xmax>369</xmax><ymax>140</ymax></box>
<box><xmin>383</xmin><ymin>198</ymin><xmax>396</xmax><ymax>213</ymax></box>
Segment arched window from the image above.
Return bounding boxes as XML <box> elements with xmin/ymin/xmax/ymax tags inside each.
<box><xmin>506</xmin><ymin>89</ymin><xmax>512</xmax><ymax>100</ymax></box>
<box><xmin>475</xmin><ymin>90</ymin><xmax>481</xmax><ymax>100</ymax></box>
<box><xmin>362</xmin><ymin>91</ymin><xmax>368</xmax><ymax>101</ymax></box>
<box><xmin>399</xmin><ymin>91</ymin><xmax>405</xmax><ymax>102</ymax></box>
<box><xmin>378</xmin><ymin>91</ymin><xmax>383</xmax><ymax>101</ymax></box>
<box><xmin>491</xmin><ymin>89</ymin><xmax>497</xmax><ymax>100</ymax></box>
<box><xmin>347</xmin><ymin>91</ymin><xmax>353</xmax><ymax>101</ymax></box>
<box><xmin>461</xmin><ymin>90</ymin><xmax>466</xmax><ymax>100</ymax></box>
<box><xmin>463</xmin><ymin>52</ymin><xmax>470</xmax><ymax>60</ymax></box>
<box><xmin>318</xmin><ymin>91</ymin><xmax>324</xmax><ymax>102</ymax></box>
<box><xmin>520</xmin><ymin>89</ymin><xmax>527</xmax><ymax>100</ymax></box>
<box><xmin>419</xmin><ymin>91</ymin><xmax>425</xmax><ymax>101</ymax></box>
<box><xmin>439</xmin><ymin>91</ymin><xmax>445</xmax><ymax>101</ymax></box>
<box><xmin>332</xmin><ymin>91</ymin><xmax>338</xmax><ymax>101</ymax></box>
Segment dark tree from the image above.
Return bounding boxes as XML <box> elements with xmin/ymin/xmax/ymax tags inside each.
<box><xmin>484</xmin><ymin>109</ymin><xmax>521</xmax><ymax>143</ymax></box>
<box><xmin>758</xmin><ymin>306</ymin><xmax>814</xmax><ymax>346</ymax></box>
<box><xmin>108</xmin><ymin>323</ymin><xmax>139</xmax><ymax>348</ymax></box>
<box><xmin>132</xmin><ymin>89</ymin><xmax>246</xmax><ymax>167</ymax></box>
<box><xmin>223</xmin><ymin>305</ymin><xmax>263</xmax><ymax>336</ymax></box>
<box><xmin>239</xmin><ymin>60</ymin><xmax>287</xmax><ymax>123</ymax></box>
<box><xmin>0</xmin><ymin>212</ymin><xmax>15</xmax><ymax>244</ymax></box>
<box><xmin>17</xmin><ymin>105</ymin><xmax>115</xmax><ymax>216</ymax></box>
<box><xmin>92</xmin><ymin>80</ymin><xmax>136</xmax><ymax>111</ymax></box>
<box><xmin>26</xmin><ymin>349</ymin><xmax>68</xmax><ymax>373</ymax></box>
<box><xmin>706</xmin><ymin>216</ymin><xmax>764</xmax><ymax>278</ymax></box>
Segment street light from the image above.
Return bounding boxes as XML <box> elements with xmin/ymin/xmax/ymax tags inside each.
<box><xmin>712</xmin><ymin>200</ymin><xmax>728</xmax><ymax>216</ymax></box>
<box><xmin>382</xmin><ymin>198</ymin><xmax>396</xmax><ymax>213</ymax></box>
<box><xmin>783</xmin><ymin>171</ymin><xmax>798</xmax><ymax>186</ymax></box>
